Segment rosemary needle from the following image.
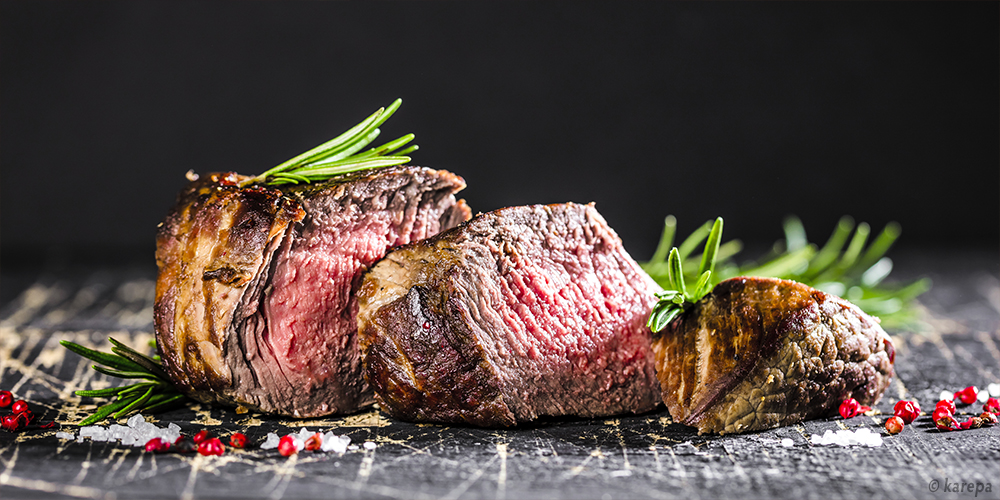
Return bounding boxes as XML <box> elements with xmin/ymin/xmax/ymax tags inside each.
<box><xmin>642</xmin><ymin>216</ymin><xmax>929</xmax><ymax>333</ymax></box>
<box><xmin>242</xmin><ymin>98</ymin><xmax>418</xmax><ymax>187</ymax></box>
<box><xmin>61</xmin><ymin>338</ymin><xmax>188</xmax><ymax>426</ymax></box>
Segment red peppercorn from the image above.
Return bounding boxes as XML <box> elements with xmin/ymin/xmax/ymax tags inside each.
<box><xmin>984</xmin><ymin>397</ymin><xmax>1000</xmax><ymax>415</ymax></box>
<box><xmin>192</xmin><ymin>430</ymin><xmax>210</xmax><ymax>444</ymax></box>
<box><xmin>15</xmin><ymin>410</ymin><xmax>33</xmax><ymax>426</ymax></box>
<box><xmin>278</xmin><ymin>435</ymin><xmax>298</xmax><ymax>457</ymax></box>
<box><xmin>145</xmin><ymin>438</ymin><xmax>165</xmax><ymax>453</ymax></box>
<box><xmin>304</xmin><ymin>433</ymin><xmax>322</xmax><ymax>451</ymax></box>
<box><xmin>11</xmin><ymin>400</ymin><xmax>28</xmax><ymax>414</ymax></box>
<box><xmin>955</xmin><ymin>386</ymin><xmax>979</xmax><ymax>405</ymax></box>
<box><xmin>934</xmin><ymin>413</ymin><xmax>960</xmax><ymax>431</ymax></box>
<box><xmin>1</xmin><ymin>414</ymin><xmax>19</xmax><ymax>431</ymax></box>
<box><xmin>932</xmin><ymin>406</ymin><xmax>953</xmax><ymax>423</ymax></box>
<box><xmin>197</xmin><ymin>437</ymin><xmax>224</xmax><ymax>456</ymax></box>
<box><xmin>935</xmin><ymin>399</ymin><xmax>956</xmax><ymax>414</ymax></box>
<box><xmin>980</xmin><ymin>412</ymin><xmax>999</xmax><ymax>425</ymax></box>
<box><xmin>885</xmin><ymin>416</ymin><xmax>905</xmax><ymax>434</ymax></box>
<box><xmin>839</xmin><ymin>398</ymin><xmax>862</xmax><ymax>419</ymax></box>
<box><xmin>229</xmin><ymin>433</ymin><xmax>247</xmax><ymax>449</ymax></box>
<box><xmin>893</xmin><ymin>401</ymin><xmax>920</xmax><ymax>424</ymax></box>
<box><xmin>0</xmin><ymin>391</ymin><xmax>12</xmax><ymax>407</ymax></box>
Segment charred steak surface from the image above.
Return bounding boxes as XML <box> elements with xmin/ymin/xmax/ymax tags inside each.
<box><xmin>155</xmin><ymin>167</ymin><xmax>471</xmax><ymax>417</ymax></box>
<box><xmin>357</xmin><ymin>203</ymin><xmax>663</xmax><ymax>427</ymax></box>
<box><xmin>652</xmin><ymin>277</ymin><xmax>894</xmax><ymax>435</ymax></box>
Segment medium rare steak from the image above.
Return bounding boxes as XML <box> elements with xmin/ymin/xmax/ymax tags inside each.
<box><xmin>356</xmin><ymin>203</ymin><xmax>663</xmax><ymax>427</ymax></box>
<box><xmin>652</xmin><ymin>277</ymin><xmax>894</xmax><ymax>435</ymax></box>
<box><xmin>154</xmin><ymin>166</ymin><xmax>471</xmax><ymax>417</ymax></box>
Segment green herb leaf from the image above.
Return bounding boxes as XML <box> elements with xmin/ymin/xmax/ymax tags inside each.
<box><xmin>108</xmin><ymin>337</ymin><xmax>170</xmax><ymax>381</ymax></box>
<box><xmin>78</xmin><ymin>398</ymin><xmax>133</xmax><ymax>427</ymax></box>
<box><xmin>641</xmin><ymin>215</ymin><xmax>929</xmax><ymax>333</ymax></box>
<box><xmin>62</xmin><ymin>338</ymin><xmax>191</xmax><ymax>425</ymax></box>
<box><xmin>60</xmin><ymin>341</ymin><xmax>146</xmax><ymax>373</ymax></box>
<box><xmin>242</xmin><ymin>99</ymin><xmax>417</xmax><ymax>187</ymax></box>
<box><xmin>644</xmin><ymin>217</ymin><xmax>726</xmax><ymax>332</ymax></box>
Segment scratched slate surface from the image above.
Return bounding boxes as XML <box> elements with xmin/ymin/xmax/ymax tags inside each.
<box><xmin>0</xmin><ymin>249</ymin><xmax>998</xmax><ymax>500</ymax></box>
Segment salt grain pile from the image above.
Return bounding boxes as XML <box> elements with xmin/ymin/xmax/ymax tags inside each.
<box><xmin>810</xmin><ymin>428</ymin><xmax>883</xmax><ymax>447</ymax></box>
<box><xmin>60</xmin><ymin>414</ymin><xmax>181</xmax><ymax>446</ymax></box>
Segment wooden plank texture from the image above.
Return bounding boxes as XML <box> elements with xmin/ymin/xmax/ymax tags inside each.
<box><xmin>0</xmin><ymin>250</ymin><xmax>997</xmax><ymax>500</ymax></box>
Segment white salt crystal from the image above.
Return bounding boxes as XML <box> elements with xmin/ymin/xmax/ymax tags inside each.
<box><xmin>780</xmin><ymin>438</ymin><xmax>794</xmax><ymax>448</ymax></box>
<box><xmin>363</xmin><ymin>441</ymin><xmax>376</xmax><ymax>451</ymax></box>
<box><xmin>291</xmin><ymin>436</ymin><xmax>305</xmax><ymax>451</ymax></box>
<box><xmin>811</xmin><ymin>428</ymin><xmax>882</xmax><ymax>447</ymax></box>
<box><xmin>121</xmin><ymin>434</ymin><xmax>137</xmax><ymax>446</ymax></box>
<box><xmin>108</xmin><ymin>424</ymin><xmax>128</xmax><ymax>439</ymax></box>
<box><xmin>168</xmin><ymin>422</ymin><xmax>181</xmax><ymax>432</ymax></box>
<box><xmin>260</xmin><ymin>432</ymin><xmax>280</xmax><ymax>450</ymax></box>
<box><xmin>978</xmin><ymin>389</ymin><xmax>990</xmax><ymax>403</ymax></box>
<box><xmin>321</xmin><ymin>433</ymin><xmax>350</xmax><ymax>453</ymax></box>
<box><xmin>940</xmin><ymin>390</ymin><xmax>954</xmax><ymax>401</ymax></box>
<box><xmin>77</xmin><ymin>436</ymin><xmax>85</xmax><ymax>443</ymax></box>
<box><xmin>989</xmin><ymin>383</ymin><xmax>1000</xmax><ymax>398</ymax></box>
<box><xmin>127</xmin><ymin>414</ymin><xmax>145</xmax><ymax>428</ymax></box>
<box><xmin>348</xmin><ymin>444</ymin><xmax>359</xmax><ymax>451</ymax></box>
<box><xmin>55</xmin><ymin>432</ymin><xmax>75</xmax><ymax>440</ymax></box>
<box><xmin>79</xmin><ymin>426</ymin><xmax>101</xmax><ymax>438</ymax></box>
<box><xmin>90</xmin><ymin>429</ymin><xmax>110</xmax><ymax>442</ymax></box>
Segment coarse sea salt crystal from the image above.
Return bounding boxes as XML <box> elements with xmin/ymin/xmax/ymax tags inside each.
<box><xmin>978</xmin><ymin>389</ymin><xmax>990</xmax><ymax>403</ymax></box>
<box><xmin>811</xmin><ymin>428</ymin><xmax>882</xmax><ymax>447</ymax></box>
<box><xmin>348</xmin><ymin>444</ymin><xmax>359</xmax><ymax>451</ymax></box>
<box><xmin>55</xmin><ymin>432</ymin><xmax>75</xmax><ymax>440</ymax></box>
<box><xmin>260</xmin><ymin>432</ymin><xmax>280</xmax><ymax>450</ymax></box>
<box><xmin>989</xmin><ymin>383</ymin><xmax>1000</xmax><ymax>398</ymax></box>
<box><xmin>780</xmin><ymin>438</ymin><xmax>794</xmax><ymax>448</ymax></box>
<box><xmin>940</xmin><ymin>390</ymin><xmax>954</xmax><ymax>401</ymax></box>
<box><xmin>363</xmin><ymin>441</ymin><xmax>376</xmax><ymax>451</ymax></box>
<box><xmin>127</xmin><ymin>414</ymin><xmax>145</xmax><ymax>428</ymax></box>
<box><xmin>79</xmin><ymin>426</ymin><xmax>100</xmax><ymax>438</ymax></box>
<box><xmin>322</xmin><ymin>434</ymin><xmax>351</xmax><ymax>453</ymax></box>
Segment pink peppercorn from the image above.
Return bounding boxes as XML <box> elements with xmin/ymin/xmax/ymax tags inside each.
<box><xmin>893</xmin><ymin>400</ymin><xmax>920</xmax><ymax>424</ymax></box>
<box><xmin>955</xmin><ymin>386</ymin><xmax>979</xmax><ymax>405</ymax></box>
<box><xmin>936</xmin><ymin>399</ymin><xmax>956</xmax><ymax>414</ymax></box>
<box><xmin>278</xmin><ymin>435</ymin><xmax>297</xmax><ymax>457</ymax></box>
<box><xmin>197</xmin><ymin>437</ymin><xmax>224</xmax><ymax>456</ymax></box>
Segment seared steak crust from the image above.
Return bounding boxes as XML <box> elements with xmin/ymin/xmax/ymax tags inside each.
<box><xmin>357</xmin><ymin>203</ymin><xmax>663</xmax><ymax>427</ymax></box>
<box><xmin>651</xmin><ymin>277</ymin><xmax>894</xmax><ymax>435</ymax></box>
<box><xmin>155</xmin><ymin>167</ymin><xmax>470</xmax><ymax>417</ymax></box>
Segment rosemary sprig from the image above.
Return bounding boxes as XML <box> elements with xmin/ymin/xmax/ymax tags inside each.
<box><xmin>241</xmin><ymin>98</ymin><xmax>417</xmax><ymax>187</ymax></box>
<box><xmin>61</xmin><ymin>338</ymin><xmax>189</xmax><ymax>426</ymax></box>
<box><xmin>642</xmin><ymin>216</ymin><xmax>930</xmax><ymax>333</ymax></box>
<box><xmin>645</xmin><ymin>218</ymin><xmax>724</xmax><ymax>333</ymax></box>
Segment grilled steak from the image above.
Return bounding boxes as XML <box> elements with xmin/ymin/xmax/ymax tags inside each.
<box><xmin>154</xmin><ymin>166</ymin><xmax>471</xmax><ymax>417</ymax></box>
<box><xmin>356</xmin><ymin>203</ymin><xmax>663</xmax><ymax>427</ymax></box>
<box><xmin>652</xmin><ymin>277</ymin><xmax>894</xmax><ymax>435</ymax></box>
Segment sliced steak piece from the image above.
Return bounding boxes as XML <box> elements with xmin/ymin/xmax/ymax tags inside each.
<box><xmin>155</xmin><ymin>166</ymin><xmax>471</xmax><ymax>417</ymax></box>
<box><xmin>357</xmin><ymin>202</ymin><xmax>663</xmax><ymax>427</ymax></box>
<box><xmin>652</xmin><ymin>276</ymin><xmax>894</xmax><ymax>435</ymax></box>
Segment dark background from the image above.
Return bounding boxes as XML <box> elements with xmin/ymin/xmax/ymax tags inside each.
<box><xmin>1</xmin><ymin>1</ymin><xmax>997</xmax><ymax>269</ymax></box>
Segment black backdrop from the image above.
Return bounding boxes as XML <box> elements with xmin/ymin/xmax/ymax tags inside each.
<box><xmin>2</xmin><ymin>1</ymin><xmax>997</xmax><ymax>267</ymax></box>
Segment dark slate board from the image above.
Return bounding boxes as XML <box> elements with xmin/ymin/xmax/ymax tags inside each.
<box><xmin>0</xmin><ymin>250</ymin><xmax>998</xmax><ymax>500</ymax></box>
